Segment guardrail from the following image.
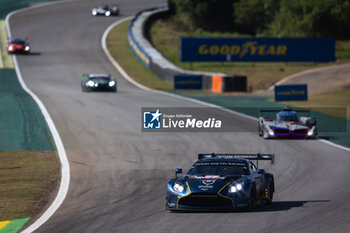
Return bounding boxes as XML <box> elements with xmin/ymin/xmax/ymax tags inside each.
<box><xmin>127</xmin><ymin>9</ymin><xmax>154</xmax><ymax>68</ymax></box>
<box><xmin>127</xmin><ymin>7</ymin><xmax>246</xmax><ymax>92</ymax></box>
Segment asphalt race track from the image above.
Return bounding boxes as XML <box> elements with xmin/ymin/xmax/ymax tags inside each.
<box><xmin>9</xmin><ymin>0</ymin><xmax>350</xmax><ymax>232</ymax></box>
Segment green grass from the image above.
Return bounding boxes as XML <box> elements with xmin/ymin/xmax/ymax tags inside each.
<box><xmin>0</xmin><ymin>151</ymin><xmax>59</xmax><ymax>220</ymax></box>
<box><xmin>107</xmin><ymin>19</ymin><xmax>349</xmax><ymax>119</ymax></box>
<box><xmin>106</xmin><ymin>18</ymin><xmax>349</xmax><ymax>147</ymax></box>
<box><xmin>275</xmin><ymin>86</ymin><xmax>350</xmax><ymax>120</ymax></box>
<box><xmin>107</xmin><ymin>20</ymin><xmax>172</xmax><ymax>90</ymax></box>
<box><xmin>149</xmin><ymin>16</ymin><xmax>350</xmax><ymax>90</ymax></box>
<box><xmin>0</xmin><ymin>20</ymin><xmax>14</xmax><ymax>69</ymax></box>
<box><xmin>336</xmin><ymin>40</ymin><xmax>350</xmax><ymax>60</ymax></box>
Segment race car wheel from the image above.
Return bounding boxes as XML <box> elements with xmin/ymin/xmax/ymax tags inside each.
<box><xmin>266</xmin><ymin>181</ymin><xmax>273</xmax><ymax>204</ymax></box>
<box><xmin>248</xmin><ymin>187</ymin><xmax>256</xmax><ymax>211</ymax></box>
<box><xmin>258</xmin><ymin>125</ymin><xmax>263</xmax><ymax>137</ymax></box>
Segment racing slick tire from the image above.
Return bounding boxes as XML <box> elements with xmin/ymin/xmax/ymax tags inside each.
<box><xmin>258</xmin><ymin>124</ymin><xmax>263</xmax><ymax>137</ymax></box>
<box><xmin>247</xmin><ymin>187</ymin><xmax>256</xmax><ymax>211</ymax></box>
<box><xmin>266</xmin><ymin>179</ymin><xmax>274</xmax><ymax>204</ymax></box>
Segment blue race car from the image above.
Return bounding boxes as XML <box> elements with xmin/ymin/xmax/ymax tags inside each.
<box><xmin>166</xmin><ymin>153</ymin><xmax>275</xmax><ymax>211</ymax></box>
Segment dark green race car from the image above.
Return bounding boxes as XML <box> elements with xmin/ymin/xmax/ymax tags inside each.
<box><xmin>81</xmin><ymin>74</ymin><xmax>117</xmax><ymax>92</ymax></box>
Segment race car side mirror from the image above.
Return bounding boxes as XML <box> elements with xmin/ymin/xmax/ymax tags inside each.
<box><xmin>257</xmin><ymin>169</ymin><xmax>265</xmax><ymax>174</ymax></box>
<box><xmin>175</xmin><ymin>168</ymin><xmax>183</xmax><ymax>178</ymax></box>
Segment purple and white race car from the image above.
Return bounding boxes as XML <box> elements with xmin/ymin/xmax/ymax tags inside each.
<box><xmin>91</xmin><ymin>4</ymin><xmax>119</xmax><ymax>16</ymax></box>
<box><xmin>258</xmin><ymin>106</ymin><xmax>317</xmax><ymax>139</ymax></box>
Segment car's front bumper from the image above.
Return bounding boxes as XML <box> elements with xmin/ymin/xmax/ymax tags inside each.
<box><xmin>263</xmin><ymin>126</ymin><xmax>317</xmax><ymax>139</ymax></box>
<box><xmin>166</xmin><ymin>192</ymin><xmax>250</xmax><ymax>211</ymax></box>
<box><xmin>84</xmin><ymin>85</ymin><xmax>116</xmax><ymax>92</ymax></box>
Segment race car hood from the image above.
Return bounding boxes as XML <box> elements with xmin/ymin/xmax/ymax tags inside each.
<box><xmin>96</xmin><ymin>8</ymin><xmax>107</xmax><ymax>13</ymax></box>
<box><xmin>89</xmin><ymin>79</ymin><xmax>110</xmax><ymax>85</ymax></box>
<box><xmin>266</xmin><ymin>121</ymin><xmax>306</xmax><ymax>129</ymax></box>
<box><xmin>184</xmin><ymin>175</ymin><xmax>242</xmax><ymax>193</ymax></box>
<box><xmin>9</xmin><ymin>43</ymin><xmax>25</xmax><ymax>49</ymax></box>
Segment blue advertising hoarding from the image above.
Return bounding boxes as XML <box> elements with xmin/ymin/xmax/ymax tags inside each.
<box><xmin>174</xmin><ymin>75</ymin><xmax>202</xmax><ymax>89</ymax></box>
<box><xmin>275</xmin><ymin>84</ymin><xmax>308</xmax><ymax>101</ymax></box>
<box><xmin>180</xmin><ymin>37</ymin><xmax>335</xmax><ymax>62</ymax></box>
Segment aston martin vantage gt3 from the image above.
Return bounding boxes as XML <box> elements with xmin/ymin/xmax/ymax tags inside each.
<box><xmin>166</xmin><ymin>153</ymin><xmax>275</xmax><ymax>211</ymax></box>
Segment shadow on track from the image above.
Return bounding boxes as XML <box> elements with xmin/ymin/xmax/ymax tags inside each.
<box><xmin>169</xmin><ymin>200</ymin><xmax>330</xmax><ymax>214</ymax></box>
<box><xmin>14</xmin><ymin>52</ymin><xmax>41</xmax><ymax>56</ymax></box>
<box><xmin>255</xmin><ymin>200</ymin><xmax>329</xmax><ymax>212</ymax></box>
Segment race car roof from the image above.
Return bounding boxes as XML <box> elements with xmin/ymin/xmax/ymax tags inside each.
<box><xmin>88</xmin><ymin>74</ymin><xmax>110</xmax><ymax>78</ymax></box>
<box><xmin>194</xmin><ymin>157</ymin><xmax>249</xmax><ymax>166</ymax></box>
<box><xmin>10</xmin><ymin>38</ymin><xmax>26</xmax><ymax>44</ymax></box>
<box><xmin>198</xmin><ymin>153</ymin><xmax>275</xmax><ymax>164</ymax></box>
<box><xmin>278</xmin><ymin>111</ymin><xmax>298</xmax><ymax>116</ymax></box>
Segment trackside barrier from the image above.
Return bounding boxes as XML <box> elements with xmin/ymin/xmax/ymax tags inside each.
<box><xmin>174</xmin><ymin>75</ymin><xmax>202</xmax><ymax>89</ymax></box>
<box><xmin>212</xmin><ymin>75</ymin><xmax>222</xmax><ymax>93</ymax></box>
<box><xmin>128</xmin><ymin>9</ymin><xmax>153</xmax><ymax>68</ymax></box>
<box><xmin>212</xmin><ymin>75</ymin><xmax>247</xmax><ymax>93</ymax></box>
<box><xmin>128</xmin><ymin>7</ymin><xmax>244</xmax><ymax>93</ymax></box>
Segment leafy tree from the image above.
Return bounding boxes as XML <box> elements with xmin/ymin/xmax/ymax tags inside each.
<box><xmin>172</xmin><ymin>0</ymin><xmax>235</xmax><ymax>31</ymax></box>
<box><xmin>170</xmin><ymin>0</ymin><xmax>350</xmax><ymax>39</ymax></box>
<box><xmin>233</xmin><ymin>0</ymin><xmax>280</xmax><ymax>35</ymax></box>
<box><xmin>267</xmin><ymin>0</ymin><xmax>350</xmax><ymax>38</ymax></box>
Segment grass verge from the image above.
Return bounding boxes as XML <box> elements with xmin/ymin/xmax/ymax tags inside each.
<box><xmin>108</xmin><ymin>19</ymin><xmax>349</xmax><ymax>118</ymax></box>
<box><xmin>149</xmin><ymin>16</ymin><xmax>350</xmax><ymax>90</ymax></box>
<box><xmin>0</xmin><ymin>151</ymin><xmax>59</xmax><ymax>220</ymax></box>
<box><xmin>107</xmin><ymin>20</ymin><xmax>172</xmax><ymax>90</ymax></box>
<box><xmin>0</xmin><ymin>20</ymin><xmax>14</xmax><ymax>68</ymax></box>
<box><xmin>107</xmin><ymin>18</ymin><xmax>349</xmax><ymax>147</ymax></box>
<box><xmin>274</xmin><ymin>86</ymin><xmax>350</xmax><ymax>120</ymax></box>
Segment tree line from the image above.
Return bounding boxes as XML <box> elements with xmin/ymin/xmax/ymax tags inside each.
<box><xmin>169</xmin><ymin>0</ymin><xmax>350</xmax><ymax>39</ymax></box>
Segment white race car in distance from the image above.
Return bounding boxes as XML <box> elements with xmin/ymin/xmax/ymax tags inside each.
<box><xmin>92</xmin><ymin>4</ymin><xmax>119</xmax><ymax>16</ymax></box>
<box><xmin>258</xmin><ymin>106</ymin><xmax>317</xmax><ymax>139</ymax></box>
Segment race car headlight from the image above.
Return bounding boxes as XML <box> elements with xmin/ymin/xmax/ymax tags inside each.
<box><xmin>109</xmin><ymin>81</ymin><xmax>115</xmax><ymax>87</ymax></box>
<box><xmin>267</xmin><ymin>126</ymin><xmax>274</xmax><ymax>136</ymax></box>
<box><xmin>229</xmin><ymin>186</ymin><xmax>237</xmax><ymax>193</ymax></box>
<box><xmin>105</xmin><ymin>11</ymin><xmax>111</xmax><ymax>16</ymax></box>
<box><xmin>307</xmin><ymin>128</ymin><xmax>315</xmax><ymax>136</ymax></box>
<box><xmin>25</xmin><ymin>46</ymin><xmax>30</xmax><ymax>51</ymax></box>
<box><xmin>228</xmin><ymin>183</ymin><xmax>243</xmax><ymax>193</ymax></box>
<box><xmin>173</xmin><ymin>182</ymin><xmax>185</xmax><ymax>193</ymax></box>
<box><xmin>8</xmin><ymin>45</ymin><xmax>13</xmax><ymax>51</ymax></box>
<box><xmin>86</xmin><ymin>80</ymin><xmax>94</xmax><ymax>87</ymax></box>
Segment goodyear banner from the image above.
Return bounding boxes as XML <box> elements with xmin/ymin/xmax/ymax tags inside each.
<box><xmin>180</xmin><ymin>37</ymin><xmax>335</xmax><ymax>62</ymax></box>
<box><xmin>275</xmin><ymin>84</ymin><xmax>308</xmax><ymax>101</ymax></box>
<box><xmin>174</xmin><ymin>75</ymin><xmax>202</xmax><ymax>89</ymax></box>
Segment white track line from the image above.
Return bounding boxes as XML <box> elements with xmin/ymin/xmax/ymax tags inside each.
<box><xmin>102</xmin><ymin>18</ymin><xmax>350</xmax><ymax>153</ymax></box>
<box><xmin>6</xmin><ymin>5</ymin><xmax>70</xmax><ymax>233</ymax></box>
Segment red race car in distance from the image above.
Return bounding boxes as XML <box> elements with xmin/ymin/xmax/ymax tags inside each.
<box><xmin>7</xmin><ymin>38</ymin><xmax>31</xmax><ymax>54</ymax></box>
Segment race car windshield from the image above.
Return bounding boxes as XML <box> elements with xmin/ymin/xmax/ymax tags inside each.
<box><xmin>278</xmin><ymin>114</ymin><xmax>298</xmax><ymax>122</ymax></box>
<box><xmin>11</xmin><ymin>39</ymin><xmax>25</xmax><ymax>44</ymax></box>
<box><xmin>188</xmin><ymin>162</ymin><xmax>250</xmax><ymax>176</ymax></box>
<box><xmin>89</xmin><ymin>77</ymin><xmax>110</xmax><ymax>81</ymax></box>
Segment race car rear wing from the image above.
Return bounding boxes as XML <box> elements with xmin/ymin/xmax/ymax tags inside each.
<box><xmin>259</xmin><ymin>108</ymin><xmax>310</xmax><ymax>116</ymax></box>
<box><xmin>198</xmin><ymin>153</ymin><xmax>275</xmax><ymax>165</ymax></box>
